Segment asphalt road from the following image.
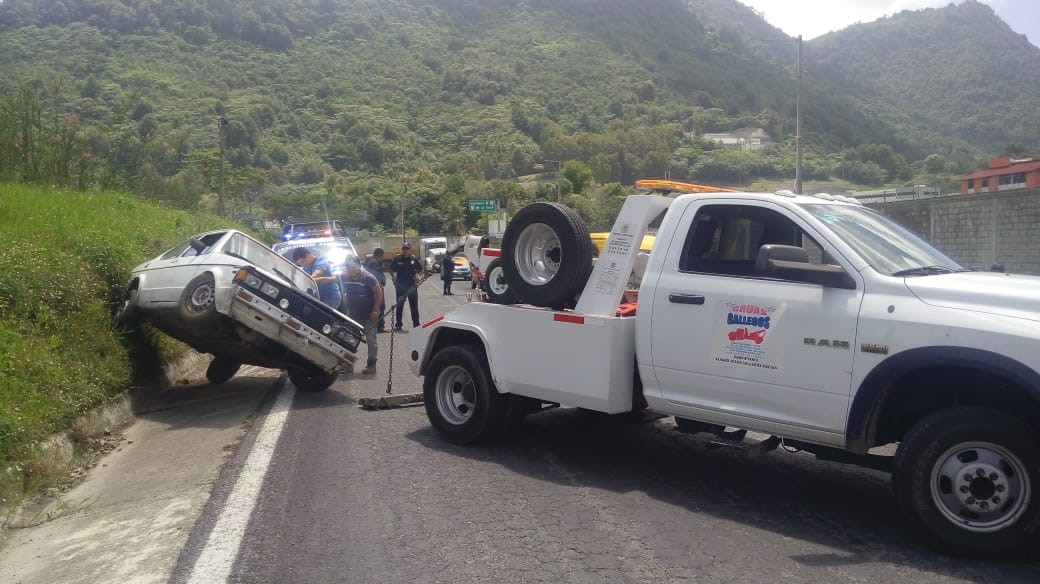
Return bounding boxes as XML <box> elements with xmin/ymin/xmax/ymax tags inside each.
<box><xmin>164</xmin><ymin>280</ymin><xmax>1040</xmax><ymax>583</ymax></box>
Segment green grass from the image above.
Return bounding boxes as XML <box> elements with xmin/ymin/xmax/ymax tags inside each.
<box><xmin>0</xmin><ymin>183</ymin><xmax>230</xmax><ymax>488</ymax></box>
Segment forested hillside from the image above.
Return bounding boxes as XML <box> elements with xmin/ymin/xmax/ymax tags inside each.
<box><xmin>0</xmin><ymin>0</ymin><xmax>1037</xmax><ymax>232</ymax></box>
<box><xmin>809</xmin><ymin>1</ymin><xmax>1040</xmax><ymax>156</ymax></box>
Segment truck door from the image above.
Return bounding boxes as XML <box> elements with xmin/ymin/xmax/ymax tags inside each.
<box><xmin>648</xmin><ymin>201</ymin><xmax>862</xmax><ymax>441</ymax></box>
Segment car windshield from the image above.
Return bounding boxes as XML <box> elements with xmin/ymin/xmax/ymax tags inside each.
<box><xmin>222</xmin><ymin>232</ymin><xmax>316</xmax><ymax>291</ymax></box>
<box><xmin>276</xmin><ymin>241</ymin><xmax>357</xmax><ymax>272</ymax></box>
<box><xmin>802</xmin><ymin>204</ymin><xmax>963</xmax><ymax>276</ymax></box>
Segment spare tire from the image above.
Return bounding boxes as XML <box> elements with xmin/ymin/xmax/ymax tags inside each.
<box><xmin>501</xmin><ymin>202</ymin><xmax>594</xmax><ymax>308</ymax></box>
<box><xmin>481</xmin><ymin>257</ymin><xmax>519</xmax><ymax>305</ymax></box>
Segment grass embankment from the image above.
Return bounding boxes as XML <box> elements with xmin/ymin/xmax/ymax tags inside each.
<box><xmin>0</xmin><ymin>183</ymin><xmax>230</xmax><ymax>501</ymax></box>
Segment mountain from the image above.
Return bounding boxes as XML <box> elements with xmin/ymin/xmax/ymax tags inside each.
<box><xmin>0</xmin><ymin>0</ymin><xmax>1037</xmax><ymax>230</ymax></box>
<box><xmin>808</xmin><ymin>0</ymin><xmax>1040</xmax><ymax>155</ymax></box>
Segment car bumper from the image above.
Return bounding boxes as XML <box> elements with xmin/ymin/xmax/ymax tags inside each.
<box><xmin>229</xmin><ymin>285</ymin><xmax>357</xmax><ymax>371</ymax></box>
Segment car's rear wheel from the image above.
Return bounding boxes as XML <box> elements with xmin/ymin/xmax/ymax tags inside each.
<box><xmin>179</xmin><ymin>273</ymin><xmax>219</xmax><ymax>325</ymax></box>
<box><xmin>206</xmin><ymin>357</ymin><xmax>241</xmax><ymax>384</ymax></box>
<box><xmin>288</xmin><ymin>366</ymin><xmax>337</xmax><ymax>392</ymax></box>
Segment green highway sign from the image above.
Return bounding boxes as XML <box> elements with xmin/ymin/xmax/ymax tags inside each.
<box><xmin>468</xmin><ymin>199</ymin><xmax>497</xmax><ymax>212</ymax></box>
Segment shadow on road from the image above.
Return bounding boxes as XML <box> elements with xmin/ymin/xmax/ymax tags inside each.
<box><xmin>405</xmin><ymin>407</ymin><xmax>1040</xmax><ymax>579</ymax></box>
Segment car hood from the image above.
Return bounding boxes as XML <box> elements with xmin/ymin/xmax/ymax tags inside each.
<box><xmin>904</xmin><ymin>272</ymin><xmax>1040</xmax><ymax>323</ymax></box>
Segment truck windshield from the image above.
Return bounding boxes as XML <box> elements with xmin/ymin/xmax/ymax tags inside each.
<box><xmin>802</xmin><ymin>204</ymin><xmax>963</xmax><ymax>276</ymax></box>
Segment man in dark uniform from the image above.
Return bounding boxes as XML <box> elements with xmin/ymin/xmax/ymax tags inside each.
<box><xmin>440</xmin><ymin>252</ymin><xmax>455</xmax><ymax>295</ymax></box>
<box><xmin>364</xmin><ymin>248</ymin><xmax>388</xmax><ymax>332</ymax></box>
<box><xmin>388</xmin><ymin>242</ymin><xmax>424</xmax><ymax>331</ymax></box>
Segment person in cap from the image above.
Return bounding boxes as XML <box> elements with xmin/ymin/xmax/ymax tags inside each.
<box><xmin>388</xmin><ymin>242</ymin><xmax>424</xmax><ymax>331</ymax></box>
<box><xmin>440</xmin><ymin>252</ymin><xmax>455</xmax><ymax>295</ymax></box>
<box><xmin>364</xmin><ymin>248</ymin><xmax>388</xmax><ymax>332</ymax></box>
<box><xmin>292</xmin><ymin>247</ymin><xmax>342</xmax><ymax>308</ymax></box>
<box><xmin>342</xmin><ymin>258</ymin><xmax>383</xmax><ymax>374</ymax></box>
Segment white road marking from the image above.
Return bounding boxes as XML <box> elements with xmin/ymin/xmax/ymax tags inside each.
<box><xmin>186</xmin><ymin>384</ymin><xmax>296</xmax><ymax>583</ymax></box>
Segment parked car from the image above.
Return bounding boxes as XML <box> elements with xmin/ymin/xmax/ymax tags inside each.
<box><xmin>272</xmin><ymin>236</ymin><xmax>359</xmax><ymax>277</ymax></box>
<box><xmin>451</xmin><ymin>256</ymin><xmax>472</xmax><ymax>281</ymax></box>
<box><xmin>281</xmin><ymin>220</ymin><xmax>349</xmax><ymax>241</ymax></box>
<box><xmin>115</xmin><ymin>229</ymin><xmax>365</xmax><ymax>391</ymax></box>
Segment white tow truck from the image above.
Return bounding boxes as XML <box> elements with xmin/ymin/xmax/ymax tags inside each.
<box><xmin>407</xmin><ymin>181</ymin><xmax>1040</xmax><ymax>553</ymax></box>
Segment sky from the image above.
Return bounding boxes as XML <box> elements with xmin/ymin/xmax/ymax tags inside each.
<box><xmin>737</xmin><ymin>0</ymin><xmax>1039</xmax><ymax>48</ymax></box>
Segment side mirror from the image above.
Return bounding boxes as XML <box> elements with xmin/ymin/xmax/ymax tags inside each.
<box><xmin>755</xmin><ymin>244</ymin><xmax>855</xmax><ymax>289</ymax></box>
<box><xmin>188</xmin><ymin>238</ymin><xmax>207</xmax><ymax>254</ymax></box>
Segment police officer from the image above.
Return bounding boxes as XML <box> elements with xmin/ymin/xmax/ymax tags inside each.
<box><xmin>388</xmin><ymin>243</ymin><xmax>424</xmax><ymax>331</ymax></box>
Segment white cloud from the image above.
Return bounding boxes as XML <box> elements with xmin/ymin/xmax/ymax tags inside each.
<box><xmin>738</xmin><ymin>0</ymin><xmax>1034</xmax><ymax>44</ymax></box>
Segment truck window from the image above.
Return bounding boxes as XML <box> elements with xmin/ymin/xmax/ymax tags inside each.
<box><xmin>679</xmin><ymin>204</ymin><xmax>827</xmax><ymax>277</ymax></box>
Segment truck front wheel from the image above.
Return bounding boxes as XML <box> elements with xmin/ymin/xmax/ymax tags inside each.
<box><xmin>892</xmin><ymin>406</ymin><xmax>1039</xmax><ymax>553</ymax></box>
<box><xmin>424</xmin><ymin>345</ymin><xmax>507</xmax><ymax>444</ymax></box>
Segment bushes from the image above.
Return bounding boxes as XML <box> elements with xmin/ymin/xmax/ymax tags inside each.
<box><xmin>0</xmin><ymin>183</ymin><xmax>228</xmax><ymax>481</ymax></box>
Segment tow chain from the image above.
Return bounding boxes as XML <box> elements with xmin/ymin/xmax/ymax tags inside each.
<box><xmin>383</xmin><ymin>269</ymin><xmax>436</xmax><ymax>394</ymax></box>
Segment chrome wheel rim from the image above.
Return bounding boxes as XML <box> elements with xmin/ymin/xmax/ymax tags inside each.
<box><xmin>515</xmin><ymin>222</ymin><xmax>561</xmax><ymax>286</ymax></box>
<box><xmin>930</xmin><ymin>441</ymin><xmax>1030</xmax><ymax>533</ymax></box>
<box><xmin>435</xmin><ymin>365</ymin><xmax>476</xmax><ymax>425</ymax></box>
<box><xmin>488</xmin><ymin>266</ymin><xmax>509</xmax><ymax>295</ymax></box>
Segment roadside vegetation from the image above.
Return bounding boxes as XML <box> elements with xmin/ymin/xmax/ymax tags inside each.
<box><xmin>0</xmin><ymin>183</ymin><xmax>229</xmax><ymax>507</ymax></box>
<box><xmin>6</xmin><ymin>0</ymin><xmax>1032</xmax><ymax>233</ymax></box>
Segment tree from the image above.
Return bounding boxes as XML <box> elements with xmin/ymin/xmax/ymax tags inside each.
<box><xmin>562</xmin><ymin>160</ymin><xmax>593</xmax><ymax>194</ymax></box>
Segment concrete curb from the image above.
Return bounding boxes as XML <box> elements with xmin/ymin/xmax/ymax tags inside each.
<box><xmin>0</xmin><ymin>349</ymin><xmax>207</xmax><ymax>529</ymax></box>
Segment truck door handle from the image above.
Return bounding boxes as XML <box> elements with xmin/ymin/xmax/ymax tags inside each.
<box><xmin>669</xmin><ymin>294</ymin><xmax>705</xmax><ymax>305</ymax></box>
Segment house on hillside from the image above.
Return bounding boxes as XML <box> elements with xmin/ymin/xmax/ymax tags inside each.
<box><xmin>959</xmin><ymin>157</ymin><xmax>1040</xmax><ymax>194</ymax></box>
<box><xmin>702</xmin><ymin>127</ymin><xmax>772</xmax><ymax>151</ymax></box>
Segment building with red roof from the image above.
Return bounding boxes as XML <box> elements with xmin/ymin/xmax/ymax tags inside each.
<box><xmin>959</xmin><ymin>157</ymin><xmax>1040</xmax><ymax>194</ymax></box>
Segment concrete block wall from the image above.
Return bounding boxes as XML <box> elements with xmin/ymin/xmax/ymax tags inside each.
<box><xmin>871</xmin><ymin>187</ymin><xmax>1040</xmax><ymax>275</ymax></box>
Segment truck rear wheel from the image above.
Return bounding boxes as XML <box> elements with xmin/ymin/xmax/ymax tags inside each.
<box><xmin>892</xmin><ymin>406</ymin><xmax>1039</xmax><ymax>554</ymax></box>
<box><xmin>501</xmin><ymin>202</ymin><xmax>593</xmax><ymax>308</ymax></box>
<box><xmin>481</xmin><ymin>258</ymin><xmax>518</xmax><ymax>305</ymax></box>
<box><xmin>423</xmin><ymin>345</ymin><xmax>507</xmax><ymax>444</ymax></box>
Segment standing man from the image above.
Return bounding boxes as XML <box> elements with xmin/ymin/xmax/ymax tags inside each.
<box><xmin>440</xmin><ymin>252</ymin><xmax>455</xmax><ymax>295</ymax></box>
<box><xmin>341</xmin><ymin>258</ymin><xmax>383</xmax><ymax>374</ymax></box>
<box><xmin>388</xmin><ymin>242</ymin><xmax>424</xmax><ymax>331</ymax></box>
<box><xmin>364</xmin><ymin>248</ymin><xmax>388</xmax><ymax>333</ymax></box>
<box><xmin>292</xmin><ymin>247</ymin><xmax>342</xmax><ymax>308</ymax></box>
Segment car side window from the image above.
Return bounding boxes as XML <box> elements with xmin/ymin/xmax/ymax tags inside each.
<box><xmin>679</xmin><ymin>204</ymin><xmax>827</xmax><ymax>277</ymax></box>
<box><xmin>161</xmin><ymin>241</ymin><xmax>192</xmax><ymax>260</ymax></box>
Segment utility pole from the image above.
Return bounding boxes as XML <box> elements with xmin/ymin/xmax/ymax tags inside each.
<box><xmin>217</xmin><ymin>117</ymin><xmax>228</xmax><ymax>217</ymax></box>
<box><xmin>400</xmin><ymin>186</ymin><xmax>407</xmax><ymax>245</ymax></box>
<box><xmin>795</xmin><ymin>35</ymin><xmax>803</xmax><ymax>195</ymax></box>
<box><xmin>544</xmin><ymin>159</ymin><xmax>561</xmax><ymax>202</ymax></box>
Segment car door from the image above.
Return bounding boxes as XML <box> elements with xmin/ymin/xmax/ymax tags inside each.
<box><xmin>143</xmin><ymin>232</ymin><xmax>227</xmax><ymax>306</ymax></box>
<box><xmin>648</xmin><ymin>200</ymin><xmax>863</xmax><ymax>440</ymax></box>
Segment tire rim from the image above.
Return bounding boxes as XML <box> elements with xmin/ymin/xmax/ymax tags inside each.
<box><xmin>435</xmin><ymin>364</ymin><xmax>476</xmax><ymax>425</ymax></box>
<box><xmin>188</xmin><ymin>282</ymin><xmax>215</xmax><ymax>313</ymax></box>
<box><xmin>930</xmin><ymin>441</ymin><xmax>1031</xmax><ymax>533</ymax></box>
<box><xmin>514</xmin><ymin>222</ymin><xmax>562</xmax><ymax>286</ymax></box>
<box><xmin>488</xmin><ymin>266</ymin><xmax>509</xmax><ymax>295</ymax></box>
